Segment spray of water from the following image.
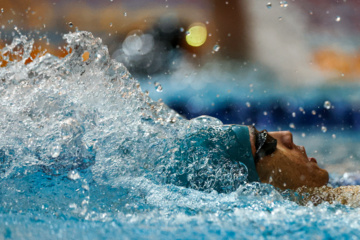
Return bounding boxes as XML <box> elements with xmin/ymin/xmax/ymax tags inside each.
<box><xmin>1</xmin><ymin>31</ymin><xmax>360</xmax><ymax>240</ymax></box>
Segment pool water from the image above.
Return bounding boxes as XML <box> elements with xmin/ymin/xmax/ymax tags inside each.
<box><xmin>1</xmin><ymin>31</ymin><xmax>360</xmax><ymax>239</ymax></box>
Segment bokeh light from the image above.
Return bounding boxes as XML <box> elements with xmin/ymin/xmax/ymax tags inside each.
<box><xmin>185</xmin><ymin>23</ymin><xmax>207</xmax><ymax>47</ymax></box>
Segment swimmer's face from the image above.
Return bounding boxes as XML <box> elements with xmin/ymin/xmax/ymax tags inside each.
<box><xmin>250</xmin><ymin>130</ymin><xmax>329</xmax><ymax>190</ymax></box>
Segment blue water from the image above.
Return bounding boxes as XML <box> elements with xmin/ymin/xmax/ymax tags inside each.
<box><xmin>1</xmin><ymin>31</ymin><xmax>360</xmax><ymax>239</ymax></box>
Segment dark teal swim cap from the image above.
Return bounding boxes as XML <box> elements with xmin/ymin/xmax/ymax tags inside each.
<box><xmin>222</xmin><ymin>125</ymin><xmax>260</xmax><ymax>182</ymax></box>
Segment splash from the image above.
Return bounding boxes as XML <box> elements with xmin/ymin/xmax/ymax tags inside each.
<box><xmin>0</xmin><ymin>31</ymin><xmax>182</xmax><ymax>178</ymax></box>
<box><xmin>1</xmin><ymin>31</ymin><xmax>360</xmax><ymax>239</ymax></box>
<box><xmin>0</xmin><ymin>31</ymin><xmax>251</xmax><ymax>194</ymax></box>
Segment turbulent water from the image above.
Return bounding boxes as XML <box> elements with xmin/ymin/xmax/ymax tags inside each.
<box><xmin>1</xmin><ymin>31</ymin><xmax>360</xmax><ymax>239</ymax></box>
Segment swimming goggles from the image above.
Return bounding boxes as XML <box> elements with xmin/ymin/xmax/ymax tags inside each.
<box><xmin>254</xmin><ymin>128</ymin><xmax>277</xmax><ymax>161</ymax></box>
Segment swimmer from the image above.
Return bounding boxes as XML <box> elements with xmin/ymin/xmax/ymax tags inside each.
<box><xmin>167</xmin><ymin>117</ymin><xmax>327</xmax><ymax>192</ymax></box>
<box><xmin>247</xmin><ymin>125</ymin><xmax>360</xmax><ymax>207</ymax></box>
<box><xmin>233</xmin><ymin>126</ymin><xmax>360</xmax><ymax>207</ymax></box>
<box><xmin>175</xmin><ymin>116</ymin><xmax>359</xmax><ymax>207</ymax></box>
<box><xmin>248</xmin><ymin>126</ymin><xmax>329</xmax><ymax>190</ymax></box>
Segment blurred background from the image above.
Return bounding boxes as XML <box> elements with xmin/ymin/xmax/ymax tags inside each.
<box><xmin>2</xmin><ymin>0</ymin><xmax>360</xmax><ymax>174</ymax></box>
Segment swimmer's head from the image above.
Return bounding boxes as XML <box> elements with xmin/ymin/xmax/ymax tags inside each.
<box><xmin>248</xmin><ymin>128</ymin><xmax>329</xmax><ymax>190</ymax></box>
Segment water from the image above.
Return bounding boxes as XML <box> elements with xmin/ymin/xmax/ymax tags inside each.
<box><xmin>324</xmin><ymin>100</ymin><xmax>331</xmax><ymax>110</ymax></box>
<box><xmin>1</xmin><ymin>31</ymin><xmax>360</xmax><ymax>239</ymax></box>
<box><xmin>279</xmin><ymin>1</ymin><xmax>288</xmax><ymax>8</ymax></box>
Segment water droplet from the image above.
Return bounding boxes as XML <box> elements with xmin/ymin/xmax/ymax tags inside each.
<box><xmin>321</xmin><ymin>126</ymin><xmax>327</xmax><ymax>133</ymax></box>
<box><xmin>266</xmin><ymin>2</ymin><xmax>272</xmax><ymax>9</ymax></box>
<box><xmin>1</xmin><ymin>8</ymin><xmax>3</xmax><ymax>13</ymax></box>
<box><xmin>179</xmin><ymin>27</ymin><xmax>184</xmax><ymax>32</ymax></box>
<box><xmin>280</xmin><ymin>1</ymin><xmax>288</xmax><ymax>7</ymax></box>
<box><xmin>311</xmin><ymin>110</ymin><xmax>316</xmax><ymax>115</ymax></box>
<box><xmin>336</xmin><ymin>16</ymin><xmax>341</xmax><ymax>22</ymax></box>
<box><xmin>82</xmin><ymin>182</ymin><xmax>90</xmax><ymax>191</ymax></box>
<box><xmin>332</xmin><ymin>134</ymin><xmax>336</xmax><ymax>139</ymax></box>
<box><xmin>124</xmin><ymin>12</ymin><xmax>127</xmax><ymax>17</ymax></box>
<box><xmin>278</xmin><ymin>17</ymin><xmax>283</xmax><ymax>21</ymax></box>
<box><xmin>263</xmin><ymin>111</ymin><xmax>268</xmax><ymax>116</ymax></box>
<box><xmin>246</xmin><ymin>102</ymin><xmax>251</xmax><ymax>108</ymax></box>
<box><xmin>301</xmin><ymin>133</ymin><xmax>306</xmax><ymax>138</ymax></box>
<box><xmin>292</xmin><ymin>112</ymin><xmax>296</xmax><ymax>117</ymax></box>
<box><xmin>110</xmin><ymin>22</ymin><xmax>113</xmax><ymax>27</ymax></box>
<box><xmin>69</xmin><ymin>203</ymin><xmax>77</xmax><ymax>209</ymax></box>
<box><xmin>309</xmin><ymin>11</ymin><xmax>313</xmax><ymax>15</ymax></box>
<box><xmin>170</xmin><ymin>117</ymin><xmax>177</xmax><ymax>123</ymax></box>
<box><xmin>155</xmin><ymin>82</ymin><xmax>163</xmax><ymax>92</ymax></box>
<box><xmin>51</xmin><ymin>145</ymin><xmax>61</xmax><ymax>158</ymax></box>
<box><xmin>67</xmin><ymin>170</ymin><xmax>81</xmax><ymax>180</ymax></box>
<box><xmin>324</xmin><ymin>101</ymin><xmax>331</xmax><ymax>109</ymax></box>
<box><xmin>68</xmin><ymin>22</ymin><xmax>73</xmax><ymax>28</ymax></box>
<box><xmin>185</xmin><ymin>31</ymin><xmax>190</xmax><ymax>36</ymax></box>
<box><xmin>289</xmin><ymin>123</ymin><xmax>295</xmax><ymax>129</ymax></box>
<box><xmin>213</xmin><ymin>45</ymin><xmax>220</xmax><ymax>52</ymax></box>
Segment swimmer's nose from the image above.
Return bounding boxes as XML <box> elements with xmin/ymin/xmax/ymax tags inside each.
<box><xmin>297</xmin><ymin>145</ymin><xmax>305</xmax><ymax>153</ymax></box>
<box><xmin>268</xmin><ymin>131</ymin><xmax>294</xmax><ymax>149</ymax></box>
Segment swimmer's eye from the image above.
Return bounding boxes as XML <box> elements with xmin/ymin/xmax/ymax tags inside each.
<box><xmin>254</xmin><ymin>129</ymin><xmax>277</xmax><ymax>162</ymax></box>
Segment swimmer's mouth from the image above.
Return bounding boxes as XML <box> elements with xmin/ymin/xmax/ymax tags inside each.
<box><xmin>299</xmin><ymin>145</ymin><xmax>317</xmax><ymax>164</ymax></box>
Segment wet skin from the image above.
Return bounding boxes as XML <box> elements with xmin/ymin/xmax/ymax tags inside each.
<box><xmin>248</xmin><ymin>128</ymin><xmax>329</xmax><ymax>190</ymax></box>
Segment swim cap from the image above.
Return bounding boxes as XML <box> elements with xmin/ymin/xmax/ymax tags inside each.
<box><xmin>163</xmin><ymin>120</ymin><xmax>260</xmax><ymax>193</ymax></box>
<box><xmin>222</xmin><ymin>125</ymin><xmax>260</xmax><ymax>182</ymax></box>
